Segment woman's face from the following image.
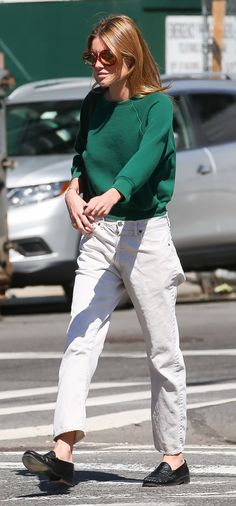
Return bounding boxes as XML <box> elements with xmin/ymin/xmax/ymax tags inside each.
<box><xmin>90</xmin><ymin>36</ymin><xmax>130</xmax><ymax>88</ymax></box>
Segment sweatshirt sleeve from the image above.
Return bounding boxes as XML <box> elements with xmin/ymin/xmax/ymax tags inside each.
<box><xmin>112</xmin><ymin>95</ymin><xmax>174</xmax><ymax>202</ymax></box>
<box><xmin>70</xmin><ymin>94</ymin><xmax>90</xmax><ymax>179</ymax></box>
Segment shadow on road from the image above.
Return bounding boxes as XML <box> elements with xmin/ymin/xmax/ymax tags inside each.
<box><xmin>0</xmin><ymin>290</ymin><xmax>131</xmax><ymax>316</ymax></box>
<box><xmin>15</xmin><ymin>468</ymin><xmax>141</xmax><ymax>499</ymax></box>
<box><xmin>0</xmin><ymin>295</ymin><xmax>71</xmax><ymax>315</ymax></box>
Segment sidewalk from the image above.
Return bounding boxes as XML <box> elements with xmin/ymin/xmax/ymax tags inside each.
<box><xmin>3</xmin><ymin>275</ymin><xmax>202</xmax><ymax>302</ymax></box>
<box><xmin>2</xmin><ymin>270</ymin><xmax>236</xmax><ymax>307</ymax></box>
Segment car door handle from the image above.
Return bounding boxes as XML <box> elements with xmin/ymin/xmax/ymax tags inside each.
<box><xmin>197</xmin><ymin>164</ymin><xmax>212</xmax><ymax>175</ymax></box>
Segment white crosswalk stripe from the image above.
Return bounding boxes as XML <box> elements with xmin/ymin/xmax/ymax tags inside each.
<box><xmin>0</xmin><ymin>348</ymin><xmax>236</xmax><ymax>359</ymax></box>
<box><xmin>0</xmin><ymin>376</ymin><xmax>236</xmax><ymax>441</ymax></box>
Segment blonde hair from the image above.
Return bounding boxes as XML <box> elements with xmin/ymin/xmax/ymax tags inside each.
<box><xmin>86</xmin><ymin>14</ymin><xmax>168</xmax><ymax>97</ymax></box>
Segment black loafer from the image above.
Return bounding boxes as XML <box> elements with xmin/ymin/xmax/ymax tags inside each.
<box><xmin>22</xmin><ymin>450</ymin><xmax>74</xmax><ymax>486</ymax></box>
<box><xmin>142</xmin><ymin>460</ymin><xmax>190</xmax><ymax>487</ymax></box>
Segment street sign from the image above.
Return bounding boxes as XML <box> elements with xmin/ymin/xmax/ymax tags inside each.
<box><xmin>165</xmin><ymin>15</ymin><xmax>236</xmax><ymax>75</ymax></box>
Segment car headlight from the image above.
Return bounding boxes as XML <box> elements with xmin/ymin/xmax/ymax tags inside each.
<box><xmin>7</xmin><ymin>181</ymin><xmax>70</xmax><ymax>207</ymax></box>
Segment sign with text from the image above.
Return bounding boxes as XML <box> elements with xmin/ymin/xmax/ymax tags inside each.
<box><xmin>165</xmin><ymin>15</ymin><xmax>236</xmax><ymax>75</ymax></box>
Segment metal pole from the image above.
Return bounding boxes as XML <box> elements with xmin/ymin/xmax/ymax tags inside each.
<box><xmin>212</xmin><ymin>0</ymin><xmax>226</xmax><ymax>72</ymax></box>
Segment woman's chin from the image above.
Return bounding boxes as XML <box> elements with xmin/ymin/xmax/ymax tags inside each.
<box><xmin>95</xmin><ymin>75</ymin><xmax>110</xmax><ymax>86</ymax></box>
<box><xmin>97</xmin><ymin>81</ymin><xmax>107</xmax><ymax>88</ymax></box>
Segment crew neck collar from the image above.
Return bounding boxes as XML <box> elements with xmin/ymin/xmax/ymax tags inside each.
<box><xmin>101</xmin><ymin>93</ymin><xmax>140</xmax><ymax>106</ymax></box>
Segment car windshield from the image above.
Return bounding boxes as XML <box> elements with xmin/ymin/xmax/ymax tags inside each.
<box><xmin>7</xmin><ymin>100</ymin><xmax>82</xmax><ymax>156</ymax></box>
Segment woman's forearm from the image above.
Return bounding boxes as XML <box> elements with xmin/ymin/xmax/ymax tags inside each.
<box><xmin>66</xmin><ymin>178</ymin><xmax>80</xmax><ymax>195</ymax></box>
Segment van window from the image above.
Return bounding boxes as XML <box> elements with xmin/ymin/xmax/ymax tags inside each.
<box><xmin>7</xmin><ymin>101</ymin><xmax>82</xmax><ymax>155</ymax></box>
<box><xmin>189</xmin><ymin>92</ymin><xmax>236</xmax><ymax>145</ymax></box>
<box><xmin>173</xmin><ymin>97</ymin><xmax>195</xmax><ymax>150</ymax></box>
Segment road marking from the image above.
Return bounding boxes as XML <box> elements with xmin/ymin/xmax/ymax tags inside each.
<box><xmin>1</xmin><ymin>446</ymin><xmax>236</xmax><ymax>456</ymax></box>
<box><xmin>0</xmin><ymin>381</ymin><xmax>149</xmax><ymax>401</ymax></box>
<box><xmin>1</xmin><ymin>379</ymin><xmax>235</xmax><ymax>403</ymax></box>
<box><xmin>0</xmin><ymin>409</ymin><xmax>150</xmax><ymax>440</ymax></box>
<box><xmin>0</xmin><ymin>386</ymin><xmax>58</xmax><ymax>400</ymax></box>
<box><xmin>1</xmin><ymin>448</ymin><xmax>236</xmax><ymax>501</ymax></box>
<box><xmin>0</xmin><ymin>390</ymin><xmax>151</xmax><ymax>416</ymax></box>
<box><xmin>91</xmin><ymin>449</ymin><xmax>236</xmax><ymax>455</ymax></box>
<box><xmin>1</xmin><ymin>391</ymin><xmax>236</xmax><ymax>417</ymax></box>
<box><xmin>1</xmin><ymin>391</ymin><xmax>236</xmax><ymax>440</ymax></box>
<box><xmin>2</xmin><ymin>445</ymin><xmax>236</xmax><ymax>455</ymax></box>
<box><xmin>0</xmin><ymin>349</ymin><xmax>235</xmax><ymax>359</ymax></box>
<box><xmin>192</xmin><ymin>465</ymin><xmax>236</xmax><ymax>475</ymax></box>
<box><xmin>187</xmin><ymin>382</ymin><xmax>236</xmax><ymax>394</ymax></box>
<box><xmin>188</xmin><ymin>397</ymin><xmax>236</xmax><ymax>410</ymax></box>
<box><xmin>0</xmin><ymin>352</ymin><xmax>62</xmax><ymax>360</ymax></box>
<box><xmin>104</xmin><ymin>349</ymin><xmax>236</xmax><ymax>357</ymax></box>
<box><xmin>0</xmin><ymin>402</ymin><xmax>56</xmax><ymax>416</ymax></box>
<box><xmin>183</xmin><ymin>349</ymin><xmax>236</xmax><ymax>357</ymax></box>
<box><xmin>0</xmin><ymin>461</ymin><xmax>236</xmax><ymax>475</ymax></box>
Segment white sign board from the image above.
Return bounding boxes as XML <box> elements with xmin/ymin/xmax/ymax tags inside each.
<box><xmin>166</xmin><ymin>15</ymin><xmax>236</xmax><ymax>75</ymax></box>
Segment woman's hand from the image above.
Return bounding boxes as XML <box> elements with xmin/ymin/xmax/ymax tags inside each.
<box><xmin>83</xmin><ymin>188</ymin><xmax>122</xmax><ymax>218</ymax></box>
<box><xmin>65</xmin><ymin>189</ymin><xmax>94</xmax><ymax>234</ymax></box>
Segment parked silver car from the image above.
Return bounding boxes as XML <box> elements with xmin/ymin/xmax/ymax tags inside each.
<box><xmin>6</xmin><ymin>75</ymin><xmax>236</xmax><ymax>296</ymax></box>
<box><xmin>6</xmin><ymin>78</ymin><xmax>92</xmax><ymax>297</ymax></box>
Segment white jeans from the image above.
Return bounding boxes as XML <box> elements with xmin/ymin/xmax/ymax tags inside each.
<box><xmin>53</xmin><ymin>215</ymin><xmax>187</xmax><ymax>454</ymax></box>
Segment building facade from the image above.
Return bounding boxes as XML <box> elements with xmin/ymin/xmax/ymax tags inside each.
<box><xmin>0</xmin><ymin>0</ymin><xmax>201</xmax><ymax>87</ymax></box>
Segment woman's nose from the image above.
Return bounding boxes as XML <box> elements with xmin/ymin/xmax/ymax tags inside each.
<box><xmin>94</xmin><ymin>58</ymin><xmax>104</xmax><ymax>69</ymax></box>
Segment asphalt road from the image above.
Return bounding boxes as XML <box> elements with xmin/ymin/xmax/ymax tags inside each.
<box><xmin>0</xmin><ymin>299</ymin><xmax>236</xmax><ymax>505</ymax></box>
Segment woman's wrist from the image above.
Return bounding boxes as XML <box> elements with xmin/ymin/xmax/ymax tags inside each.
<box><xmin>66</xmin><ymin>187</ymin><xmax>78</xmax><ymax>194</ymax></box>
<box><xmin>65</xmin><ymin>184</ymin><xmax>80</xmax><ymax>199</ymax></box>
<box><xmin>109</xmin><ymin>188</ymin><xmax>123</xmax><ymax>204</ymax></box>
<box><xmin>66</xmin><ymin>177</ymin><xmax>80</xmax><ymax>195</ymax></box>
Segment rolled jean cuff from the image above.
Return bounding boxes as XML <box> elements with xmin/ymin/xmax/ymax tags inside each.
<box><xmin>162</xmin><ymin>449</ymin><xmax>185</xmax><ymax>455</ymax></box>
<box><xmin>53</xmin><ymin>428</ymin><xmax>85</xmax><ymax>444</ymax></box>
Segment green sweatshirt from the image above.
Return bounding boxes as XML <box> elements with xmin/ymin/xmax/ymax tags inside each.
<box><xmin>71</xmin><ymin>88</ymin><xmax>176</xmax><ymax>221</ymax></box>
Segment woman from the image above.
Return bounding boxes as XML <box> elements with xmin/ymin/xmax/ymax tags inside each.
<box><xmin>22</xmin><ymin>14</ymin><xmax>190</xmax><ymax>488</ymax></box>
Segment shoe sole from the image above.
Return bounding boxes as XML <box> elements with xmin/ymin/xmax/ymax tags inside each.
<box><xmin>22</xmin><ymin>454</ymin><xmax>73</xmax><ymax>487</ymax></box>
<box><xmin>142</xmin><ymin>476</ymin><xmax>190</xmax><ymax>487</ymax></box>
<box><xmin>22</xmin><ymin>453</ymin><xmax>49</xmax><ymax>474</ymax></box>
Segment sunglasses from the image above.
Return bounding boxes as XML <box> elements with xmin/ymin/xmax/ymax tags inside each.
<box><xmin>83</xmin><ymin>50</ymin><xmax>117</xmax><ymax>67</ymax></box>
